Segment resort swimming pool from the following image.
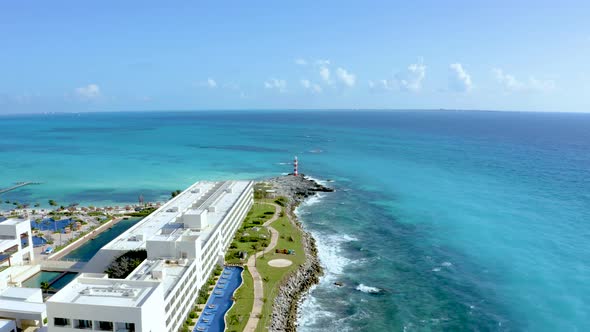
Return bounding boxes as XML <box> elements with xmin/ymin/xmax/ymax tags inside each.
<box><xmin>30</xmin><ymin>218</ymin><xmax>75</xmax><ymax>232</ymax></box>
<box><xmin>62</xmin><ymin>217</ymin><xmax>141</xmax><ymax>261</ymax></box>
<box><xmin>22</xmin><ymin>271</ymin><xmax>78</xmax><ymax>290</ymax></box>
<box><xmin>194</xmin><ymin>266</ymin><xmax>243</xmax><ymax>332</ymax></box>
<box><xmin>31</xmin><ymin>235</ymin><xmax>46</xmax><ymax>247</ymax></box>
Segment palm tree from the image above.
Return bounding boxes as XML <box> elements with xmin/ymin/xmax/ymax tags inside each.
<box><xmin>40</xmin><ymin>281</ymin><xmax>51</xmax><ymax>295</ymax></box>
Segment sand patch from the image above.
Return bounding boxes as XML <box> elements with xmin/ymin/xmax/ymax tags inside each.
<box><xmin>268</xmin><ymin>258</ymin><xmax>293</xmax><ymax>267</ymax></box>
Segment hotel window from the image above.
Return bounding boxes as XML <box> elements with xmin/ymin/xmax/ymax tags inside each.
<box><xmin>54</xmin><ymin>317</ymin><xmax>70</xmax><ymax>327</ymax></box>
<box><xmin>94</xmin><ymin>321</ymin><xmax>113</xmax><ymax>331</ymax></box>
<box><xmin>73</xmin><ymin>319</ymin><xmax>93</xmax><ymax>329</ymax></box>
<box><xmin>115</xmin><ymin>322</ymin><xmax>135</xmax><ymax>332</ymax></box>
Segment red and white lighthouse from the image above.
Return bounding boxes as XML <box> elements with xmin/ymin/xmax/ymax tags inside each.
<box><xmin>293</xmin><ymin>156</ymin><xmax>299</xmax><ymax>176</ymax></box>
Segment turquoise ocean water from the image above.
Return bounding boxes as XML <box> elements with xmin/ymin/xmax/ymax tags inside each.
<box><xmin>0</xmin><ymin>111</ymin><xmax>589</xmax><ymax>331</ymax></box>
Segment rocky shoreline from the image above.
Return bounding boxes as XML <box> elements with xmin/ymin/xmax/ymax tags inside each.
<box><xmin>264</xmin><ymin>175</ymin><xmax>333</xmax><ymax>332</ymax></box>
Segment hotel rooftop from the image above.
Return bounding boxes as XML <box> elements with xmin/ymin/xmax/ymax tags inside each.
<box><xmin>103</xmin><ymin>180</ymin><xmax>249</xmax><ymax>252</ymax></box>
<box><xmin>47</xmin><ymin>274</ymin><xmax>160</xmax><ymax>308</ymax></box>
<box><xmin>47</xmin><ymin>180</ymin><xmax>254</xmax><ymax>332</ymax></box>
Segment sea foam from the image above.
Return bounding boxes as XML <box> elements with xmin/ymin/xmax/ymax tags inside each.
<box><xmin>356</xmin><ymin>284</ymin><xmax>381</xmax><ymax>294</ymax></box>
<box><xmin>313</xmin><ymin>232</ymin><xmax>353</xmax><ymax>279</ymax></box>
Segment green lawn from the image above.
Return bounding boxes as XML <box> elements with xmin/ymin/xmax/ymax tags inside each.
<box><xmin>225</xmin><ymin>268</ymin><xmax>254</xmax><ymax>332</ymax></box>
<box><xmin>223</xmin><ymin>198</ymin><xmax>307</xmax><ymax>332</ymax></box>
<box><xmin>255</xmin><ymin>210</ymin><xmax>306</xmax><ymax>332</ymax></box>
<box><xmin>225</xmin><ymin>203</ymin><xmax>274</xmax><ymax>264</ymax></box>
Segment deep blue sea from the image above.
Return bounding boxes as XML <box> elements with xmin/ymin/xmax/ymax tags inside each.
<box><xmin>1</xmin><ymin>110</ymin><xmax>589</xmax><ymax>331</ymax></box>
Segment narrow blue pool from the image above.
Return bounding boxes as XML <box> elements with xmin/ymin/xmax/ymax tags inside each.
<box><xmin>194</xmin><ymin>266</ymin><xmax>243</xmax><ymax>332</ymax></box>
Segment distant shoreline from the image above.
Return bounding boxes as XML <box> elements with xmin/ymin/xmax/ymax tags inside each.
<box><xmin>3</xmin><ymin>108</ymin><xmax>588</xmax><ymax>117</ymax></box>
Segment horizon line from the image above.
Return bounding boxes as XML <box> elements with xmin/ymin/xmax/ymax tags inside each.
<box><xmin>1</xmin><ymin>108</ymin><xmax>590</xmax><ymax>117</ymax></box>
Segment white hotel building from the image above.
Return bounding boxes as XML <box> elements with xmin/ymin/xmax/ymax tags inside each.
<box><xmin>46</xmin><ymin>180</ymin><xmax>253</xmax><ymax>332</ymax></box>
<box><xmin>0</xmin><ymin>218</ymin><xmax>34</xmax><ymax>269</ymax></box>
<box><xmin>0</xmin><ymin>218</ymin><xmax>46</xmax><ymax>331</ymax></box>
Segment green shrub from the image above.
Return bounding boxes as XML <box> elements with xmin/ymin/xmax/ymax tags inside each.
<box><xmin>127</xmin><ymin>207</ymin><xmax>156</xmax><ymax>217</ymax></box>
<box><xmin>104</xmin><ymin>249</ymin><xmax>147</xmax><ymax>278</ymax></box>
<box><xmin>197</xmin><ymin>287</ymin><xmax>209</xmax><ymax>304</ymax></box>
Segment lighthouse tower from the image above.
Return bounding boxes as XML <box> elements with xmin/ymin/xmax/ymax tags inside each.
<box><xmin>293</xmin><ymin>156</ymin><xmax>299</xmax><ymax>176</ymax></box>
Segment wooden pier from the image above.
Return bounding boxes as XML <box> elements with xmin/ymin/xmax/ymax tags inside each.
<box><xmin>0</xmin><ymin>181</ymin><xmax>42</xmax><ymax>194</ymax></box>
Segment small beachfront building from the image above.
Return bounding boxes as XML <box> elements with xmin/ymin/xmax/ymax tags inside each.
<box><xmin>0</xmin><ymin>286</ymin><xmax>46</xmax><ymax>330</ymax></box>
<box><xmin>46</xmin><ymin>180</ymin><xmax>253</xmax><ymax>332</ymax></box>
<box><xmin>0</xmin><ymin>218</ymin><xmax>34</xmax><ymax>272</ymax></box>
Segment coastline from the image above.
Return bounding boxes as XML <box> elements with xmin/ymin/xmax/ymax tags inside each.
<box><xmin>264</xmin><ymin>175</ymin><xmax>333</xmax><ymax>332</ymax></box>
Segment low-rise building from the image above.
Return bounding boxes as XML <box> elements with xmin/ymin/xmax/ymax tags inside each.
<box><xmin>0</xmin><ymin>218</ymin><xmax>34</xmax><ymax>271</ymax></box>
<box><xmin>0</xmin><ymin>286</ymin><xmax>45</xmax><ymax>330</ymax></box>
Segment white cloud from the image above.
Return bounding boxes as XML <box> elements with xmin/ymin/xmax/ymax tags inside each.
<box><xmin>206</xmin><ymin>78</ymin><xmax>217</xmax><ymax>88</ymax></box>
<box><xmin>295</xmin><ymin>58</ymin><xmax>307</xmax><ymax>65</ymax></box>
<box><xmin>336</xmin><ymin>67</ymin><xmax>356</xmax><ymax>87</ymax></box>
<box><xmin>449</xmin><ymin>63</ymin><xmax>473</xmax><ymax>92</ymax></box>
<box><xmin>493</xmin><ymin>69</ymin><xmax>524</xmax><ymax>91</ymax></box>
<box><xmin>264</xmin><ymin>78</ymin><xmax>287</xmax><ymax>93</ymax></box>
<box><xmin>370</xmin><ymin>61</ymin><xmax>427</xmax><ymax>93</ymax></box>
<box><xmin>368</xmin><ymin>79</ymin><xmax>394</xmax><ymax>91</ymax></box>
<box><xmin>300</xmin><ymin>79</ymin><xmax>322</xmax><ymax>93</ymax></box>
<box><xmin>528</xmin><ymin>77</ymin><xmax>556</xmax><ymax>92</ymax></box>
<box><xmin>396</xmin><ymin>62</ymin><xmax>426</xmax><ymax>92</ymax></box>
<box><xmin>493</xmin><ymin>68</ymin><xmax>555</xmax><ymax>92</ymax></box>
<box><xmin>295</xmin><ymin>58</ymin><xmax>354</xmax><ymax>88</ymax></box>
<box><xmin>75</xmin><ymin>84</ymin><xmax>101</xmax><ymax>99</ymax></box>
<box><xmin>319</xmin><ymin>66</ymin><xmax>331</xmax><ymax>84</ymax></box>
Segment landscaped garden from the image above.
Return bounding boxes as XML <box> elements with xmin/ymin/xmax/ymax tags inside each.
<box><xmin>224</xmin><ymin>203</ymin><xmax>275</xmax><ymax>264</ymax></box>
<box><xmin>254</xmin><ymin>207</ymin><xmax>306</xmax><ymax>332</ymax></box>
<box><xmin>222</xmin><ymin>196</ymin><xmax>308</xmax><ymax>332</ymax></box>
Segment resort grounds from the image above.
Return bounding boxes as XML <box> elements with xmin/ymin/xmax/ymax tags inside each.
<box><xmin>222</xmin><ymin>197</ymin><xmax>306</xmax><ymax>332</ymax></box>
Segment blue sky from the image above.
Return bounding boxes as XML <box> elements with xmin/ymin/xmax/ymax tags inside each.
<box><xmin>1</xmin><ymin>0</ymin><xmax>589</xmax><ymax>113</ymax></box>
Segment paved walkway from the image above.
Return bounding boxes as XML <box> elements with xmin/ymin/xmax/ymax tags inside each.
<box><xmin>243</xmin><ymin>202</ymin><xmax>281</xmax><ymax>332</ymax></box>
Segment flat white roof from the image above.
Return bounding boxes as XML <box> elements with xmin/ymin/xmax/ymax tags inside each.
<box><xmin>127</xmin><ymin>259</ymin><xmax>192</xmax><ymax>297</ymax></box>
<box><xmin>48</xmin><ymin>275</ymin><xmax>160</xmax><ymax>308</ymax></box>
<box><xmin>0</xmin><ymin>299</ymin><xmax>45</xmax><ymax>315</ymax></box>
<box><xmin>0</xmin><ymin>218</ymin><xmax>28</xmax><ymax>226</ymax></box>
<box><xmin>0</xmin><ymin>287</ymin><xmax>41</xmax><ymax>302</ymax></box>
<box><xmin>102</xmin><ymin>181</ymin><xmax>250</xmax><ymax>251</ymax></box>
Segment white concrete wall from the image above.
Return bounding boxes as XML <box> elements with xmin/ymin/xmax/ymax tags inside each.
<box><xmin>47</xmin><ymin>301</ymin><xmax>141</xmax><ymax>332</ymax></box>
<box><xmin>47</xmin><ymin>284</ymin><xmax>165</xmax><ymax>332</ymax></box>
<box><xmin>0</xmin><ymin>219</ymin><xmax>34</xmax><ymax>266</ymax></box>
<box><xmin>182</xmin><ymin>210</ymin><xmax>208</xmax><ymax>229</ymax></box>
<box><xmin>146</xmin><ymin>240</ymin><xmax>176</xmax><ymax>259</ymax></box>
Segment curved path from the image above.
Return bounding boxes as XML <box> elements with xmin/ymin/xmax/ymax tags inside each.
<box><xmin>243</xmin><ymin>202</ymin><xmax>281</xmax><ymax>332</ymax></box>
